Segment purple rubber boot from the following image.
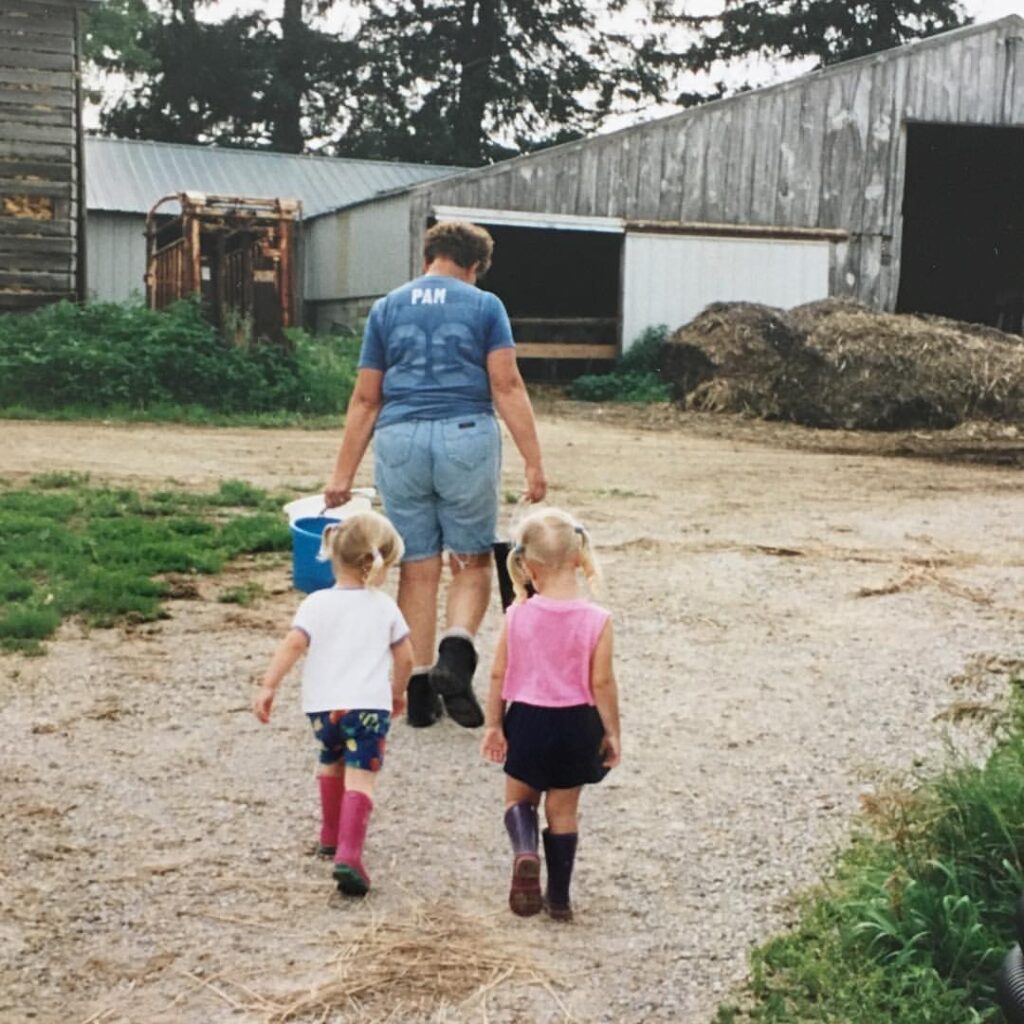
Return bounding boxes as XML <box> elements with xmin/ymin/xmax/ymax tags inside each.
<box><xmin>504</xmin><ymin>802</ymin><xmax>542</xmax><ymax>916</ymax></box>
<box><xmin>542</xmin><ymin>829</ymin><xmax>578</xmax><ymax>922</ymax></box>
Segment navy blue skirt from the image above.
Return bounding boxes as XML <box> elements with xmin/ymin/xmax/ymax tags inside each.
<box><xmin>503</xmin><ymin>701</ymin><xmax>609</xmax><ymax>791</ymax></box>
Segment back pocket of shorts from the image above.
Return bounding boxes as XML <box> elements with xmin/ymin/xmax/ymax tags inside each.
<box><xmin>374</xmin><ymin>421</ymin><xmax>417</xmax><ymax>469</ymax></box>
<box><xmin>442</xmin><ymin>418</ymin><xmax>495</xmax><ymax>472</ymax></box>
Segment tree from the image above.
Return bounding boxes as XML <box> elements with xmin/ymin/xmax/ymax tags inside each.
<box><xmin>84</xmin><ymin>0</ymin><xmax>357</xmax><ymax>151</ymax></box>
<box><xmin>335</xmin><ymin>0</ymin><xmax>687</xmax><ymax>166</ymax></box>
<box><xmin>679</xmin><ymin>0</ymin><xmax>971</xmax><ymax>76</ymax></box>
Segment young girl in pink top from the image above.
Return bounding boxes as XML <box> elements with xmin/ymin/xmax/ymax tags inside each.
<box><xmin>480</xmin><ymin>508</ymin><xmax>621</xmax><ymax>921</ymax></box>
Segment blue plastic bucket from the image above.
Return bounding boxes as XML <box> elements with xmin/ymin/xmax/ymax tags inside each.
<box><xmin>291</xmin><ymin>516</ymin><xmax>337</xmax><ymax>593</ymax></box>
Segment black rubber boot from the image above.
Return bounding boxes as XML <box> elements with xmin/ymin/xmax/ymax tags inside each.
<box><xmin>543</xmin><ymin>829</ymin><xmax>578</xmax><ymax>922</ymax></box>
<box><xmin>429</xmin><ymin>636</ymin><xmax>483</xmax><ymax>728</ymax></box>
<box><xmin>406</xmin><ymin>672</ymin><xmax>442</xmax><ymax>728</ymax></box>
<box><xmin>504</xmin><ymin>802</ymin><xmax>542</xmax><ymax>917</ymax></box>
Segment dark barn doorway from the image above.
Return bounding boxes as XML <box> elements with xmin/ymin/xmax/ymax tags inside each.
<box><xmin>897</xmin><ymin>123</ymin><xmax>1024</xmax><ymax>332</ymax></box>
<box><xmin>471</xmin><ymin>222</ymin><xmax>623</xmax><ymax>378</ymax></box>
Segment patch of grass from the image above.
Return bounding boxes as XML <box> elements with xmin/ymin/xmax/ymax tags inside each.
<box><xmin>218</xmin><ymin>582</ymin><xmax>265</xmax><ymax>606</ymax></box>
<box><xmin>30</xmin><ymin>470</ymin><xmax>91</xmax><ymax>489</ymax></box>
<box><xmin>569</xmin><ymin>325</ymin><xmax>672</xmax><ymax>404</ymax></box>
<box><xmin>721</xmin><ymin>681</ymin><xmax>1024</xmax><ymax>1023</ymax></box>
<box><xmin>0</xmin><ymin>479</ymin><xmax>290</xmax><ymax>650</ymax></box>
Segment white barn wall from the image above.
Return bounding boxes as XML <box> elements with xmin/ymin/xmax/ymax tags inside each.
<box><xmin>85</xmin><ymin>213</ymin><xmax>147</xmax><ymax>303</ymax></box>
<box><xmin>621</xmin><ymin>233</ymin><xmax>832</xmax><ymax>347</ymax></box>
<box><xmin>305</xmin><ymin>193</ymin><xmax>414</xmax><ymax>332</ymax></box>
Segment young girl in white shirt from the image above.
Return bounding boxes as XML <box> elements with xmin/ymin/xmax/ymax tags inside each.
<box><xmin>253</xmin><ymin>511</ymin><xmax>413</xmax><ymax>896</ymax></box>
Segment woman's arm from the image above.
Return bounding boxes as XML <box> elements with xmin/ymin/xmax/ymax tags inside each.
<box><xmin>252</xmin><ymin>627</ymin><xmax>309</xmax><ymax>723</ymax></box>
<box><xmin>486</xmin><ymin>348</ymin><xmax>546</xmax><ymax>502</ymax></box>
<box><xmin>480</xmin><ymin>622</ymin><xmax>510</xmax><ymax>763</ymax></box>
<box><xmin>591</xmin><ymin>621</ymin><xmax>621</xmax><ymax>767</ymax></box>
<box><xmin>324</xmin><ymin>368</ymin><xmax>384</xmax><ymax>508</ymax></box>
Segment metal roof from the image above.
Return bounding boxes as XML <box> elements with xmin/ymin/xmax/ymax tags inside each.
<box><xmin>84</xmin><ymin>137</ymin><xmax>462</xmax><ymax>218</ymax></box>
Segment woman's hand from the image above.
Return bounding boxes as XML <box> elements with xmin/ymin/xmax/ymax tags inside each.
<box><xmin>480</xmin><ymin>726</ymin><xmax>507</xmax><ymax>764</ymax></box>
<box><xmin>524</xmin><ymin>463</ymin><xmax>547</xmax><ymax>503</ymax></box>
<box><xmin>392</xmin><ymin>692</ymin><xmax>407</xmax><ymax>717</ymax></box>
<box><xmin>252</xmin><ymin>684</ymin><xmax>276</xmax><ymax>724</ymax></box>
<box><xmin>323</xmin><ymin>476</ymin><xmax>353</xmax><ymax>509</ymax></box>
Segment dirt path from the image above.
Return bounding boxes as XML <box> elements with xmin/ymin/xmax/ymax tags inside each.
<box><xmin>1</xmin><ymin>413</ymin><xmax>1022</xmax><ymax>1024</ymax></box>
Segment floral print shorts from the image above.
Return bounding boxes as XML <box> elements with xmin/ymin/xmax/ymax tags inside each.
<box><xmin>308</xmin><ymin>709</ymin><xmax>391</xmax><ymax>771</ymax></box>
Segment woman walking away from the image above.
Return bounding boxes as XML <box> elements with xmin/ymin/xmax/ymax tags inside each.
<box><xmin>252</xmin><ymin>512</ymin><xmax>413</xmax><ymax>896</ymax></box>
<box><xmin>323</xmin><ymin>221</ymin><xmax>546</xmax><ymax>731</ymax></box>
<box><xmin>480</xmin><ymin>509</ymin><xmax>621</xmax><ymax>921</ymax></box>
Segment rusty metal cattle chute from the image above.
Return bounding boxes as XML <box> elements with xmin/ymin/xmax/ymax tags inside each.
<box><xmin>145</xmin><ymin>192</ymin><xmax>301</xmax><ymax>342</ymax></box>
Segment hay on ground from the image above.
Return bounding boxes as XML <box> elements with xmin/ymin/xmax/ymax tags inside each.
<box><xmin>661</xmin><ymin>300</ymin><xmax>1024</xmax><ymax>430</ymax></box>
<box><xmin>254</xmin><ymin>902</ymin><xmax>566</xmax><ymax>1023</ymax></box>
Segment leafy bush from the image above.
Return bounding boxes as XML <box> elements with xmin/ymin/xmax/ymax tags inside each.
<box><xmin>0</xmin><ymin>300</ymin><xmax>357</xmax><ymax>416</ymax></box>
<box><xmin>569</xmin><ymin>325</ymin><xmax>671</xmax><ymax>403</ymax></box>
<box><xmin>718</xmin><ymin>683</ymin><xmax>1024</xmax><ymax>1023</ymax></box>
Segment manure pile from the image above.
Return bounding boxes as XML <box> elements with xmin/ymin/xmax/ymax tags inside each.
<box><xmin>662</xmin><ymin>299</ymin><xmax>1024</xmax><ymax>430</ymax></box>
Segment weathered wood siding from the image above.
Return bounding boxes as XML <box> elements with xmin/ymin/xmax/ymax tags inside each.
<box><xmin>408</xmin><ymin>17</ymin><xmax>1024</xmax><ymax>312</ymax></box>
<box><xmin>0</xmin><ymin>0</ymin><xmax>89</xmax><ymax>312</ymax></box>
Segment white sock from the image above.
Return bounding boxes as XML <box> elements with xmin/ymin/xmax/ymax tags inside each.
<box><xmin>440</xmin><ymin>627</ymin><xmax>474</xmax><ymax>645</ymax></box>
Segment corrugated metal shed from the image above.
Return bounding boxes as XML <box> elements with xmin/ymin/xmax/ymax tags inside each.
<box><xmin>84</xmin><ymin>137</ymin><xmax>460</xmax><ymax>217</ymax></box>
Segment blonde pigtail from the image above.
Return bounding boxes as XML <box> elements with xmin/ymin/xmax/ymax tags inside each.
<box><xmin>365</xmin><ymin>547</ymin><xmax>385</xmax><ymax>585</ymax></box>
<box><xmin>506</xmin><ymin>544</ymin><xmax>531</xmax><ymax>603</ymax></box>
<box><xmin>575</xmin><ymin>525</ymin><xmax>601</xmax><ymax>595</ymax></box>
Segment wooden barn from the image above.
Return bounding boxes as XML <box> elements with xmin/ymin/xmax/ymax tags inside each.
<box><xmin>303</xmin><ymin>15</ymin><xmax>1024</xmax><ymax>361</ymax></box>
<box><xmin>0</xmin><ymin>0</ymin><xmax>94</xmax><ymax>313</ymax></box>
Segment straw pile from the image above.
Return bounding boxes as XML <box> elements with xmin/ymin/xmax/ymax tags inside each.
<box><xmin>255</xmin><ymin>902</ymin><xmax>566</xmax><ymax>1023</ymax></box>
<box><xmin>661</xmin><ymin>300</ymin><xmax>1024</xmax><ymax>430</ymax></box>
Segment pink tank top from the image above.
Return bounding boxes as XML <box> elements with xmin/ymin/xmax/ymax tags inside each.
<box><xmin>502</xmin><ymin>595</ymin><xmax>611</xmax><ymax>707</ymax></box>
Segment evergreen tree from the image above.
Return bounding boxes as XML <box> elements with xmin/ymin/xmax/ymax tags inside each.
<box><xmin>679</xmin><ymin>0</ymin><xmax>971</xmax><ymax>74</ymax></box>
<box><xmin>335</xmin><ymin>0</ymin><xmax>685</xmax><ymax>166</ymax></box>
<box><xmin>85</xmin><ymin>1</ymin><xmax>355</xmax><ymax>151</ymax></box>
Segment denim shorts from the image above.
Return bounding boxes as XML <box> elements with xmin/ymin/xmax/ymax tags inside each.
<box><xmin>373</xmin><ymin>414</ymin><xmax>501</xmax><ymax>561</ymax></box>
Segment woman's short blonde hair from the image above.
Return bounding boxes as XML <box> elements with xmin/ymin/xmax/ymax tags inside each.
<box><xmin>505</xmin><ymin>507</ymin><xmax>599</xmax><ymax>603</ymax></box>
<box><xmin>320</xmin><ymin>511</ymin><xmax>404</xmax><ymax>587</ymax></box>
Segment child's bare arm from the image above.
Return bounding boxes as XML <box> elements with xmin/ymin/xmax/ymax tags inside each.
<box><xmin>591</xmin><ymin>621</ymin><xmax>621</xmax><ymax>767</ymax></box>
<box><xmin>253</xmin><ymin>628</ymin><xmax>309</xmax><ymax>723</ymax></box>
<box><xmin>480</xmin><ymin>622</ymin><xmax>509</xmax><ymax>763</ymax></box>
<box><xmin>391</xmin><ymin>636</ymin><xmax>414</xmax><ymax>715</ymax></box>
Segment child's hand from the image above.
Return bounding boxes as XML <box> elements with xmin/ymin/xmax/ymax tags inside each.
<box><xmin>480</xmin><ymin>726</ymin><xmax>507</xmax><ymax>764</ymax></box>
<box><xmin>600</xmin><ymin>733</ymin><xmax>621</xmax><ymax>768</ymax></box>
<box><xmin>392</xmin><ymin>692</ymin><xmax>407</xmax><ymax>717</ymax></box>
<box><xmin>252</xmin><ymin>684</ymin><xmax>275</xmax><ymax>724</ymax></box>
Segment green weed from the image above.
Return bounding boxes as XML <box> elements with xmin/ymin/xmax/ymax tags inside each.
<box><xmin>569</xmin><ymin>325</ymin><xmax>671</xmax><ymax>404</ymax></box>
<box><xmin>0</xmin><ymin>300</ymin><xmax>357</xmax><ymax>417</ymax></box>
<box><xmin>722</xmin><ymin>680</ymin><xmax>1024</xmax><ymax>1022</ymax></box>
<box><xmin>0</xmin><ymin>480</ymin><xmax>290</xmax><ymax>650</ymax></box>
<box><xmin>218</xmin><ymin>582</ymin><xmax>265</xmax><ymax>606</ymax></box>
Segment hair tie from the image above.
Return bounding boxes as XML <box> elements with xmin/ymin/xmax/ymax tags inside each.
<box><xmin>513</xmin><ymin>543</ymin><xmax>525</xmax><ymax>555</ymax></box>
<box><xmin>574</xmin><ymin>524</ymin><xmax>586</xmax><ymax>536</ymax></box>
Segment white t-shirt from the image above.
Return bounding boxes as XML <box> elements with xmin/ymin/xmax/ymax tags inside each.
<box><xmin>291</xmin><ymin>587</ymin><xmax>409</xmax><ymax>713</ymax></box>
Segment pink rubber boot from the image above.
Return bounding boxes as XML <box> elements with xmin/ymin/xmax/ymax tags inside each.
<box><xmin>317</xmin><ymin>775</ymin><xmax>345</xmax><ymax>857</ymax></box>
<box><xmin>333</xmin><ymin>791</ymin><xmax>374</xmax><ymax>895</ymax></box>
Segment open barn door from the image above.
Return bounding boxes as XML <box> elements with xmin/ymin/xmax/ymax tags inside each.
<box><xmin>432</xmin><ymin>206</ymin><xmax>624</xmax><ymax>375</ymax></box>
<box><xmin>897</xmin><ymin>123</ymin><xmax>1024</xmax><ymax>333</ymax></box>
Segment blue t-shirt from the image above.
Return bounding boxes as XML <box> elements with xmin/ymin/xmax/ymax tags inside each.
<box><xmin>358</xmin><ymin>275</ymin><xmax>515</xmax><ymax>429</ymax></box>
